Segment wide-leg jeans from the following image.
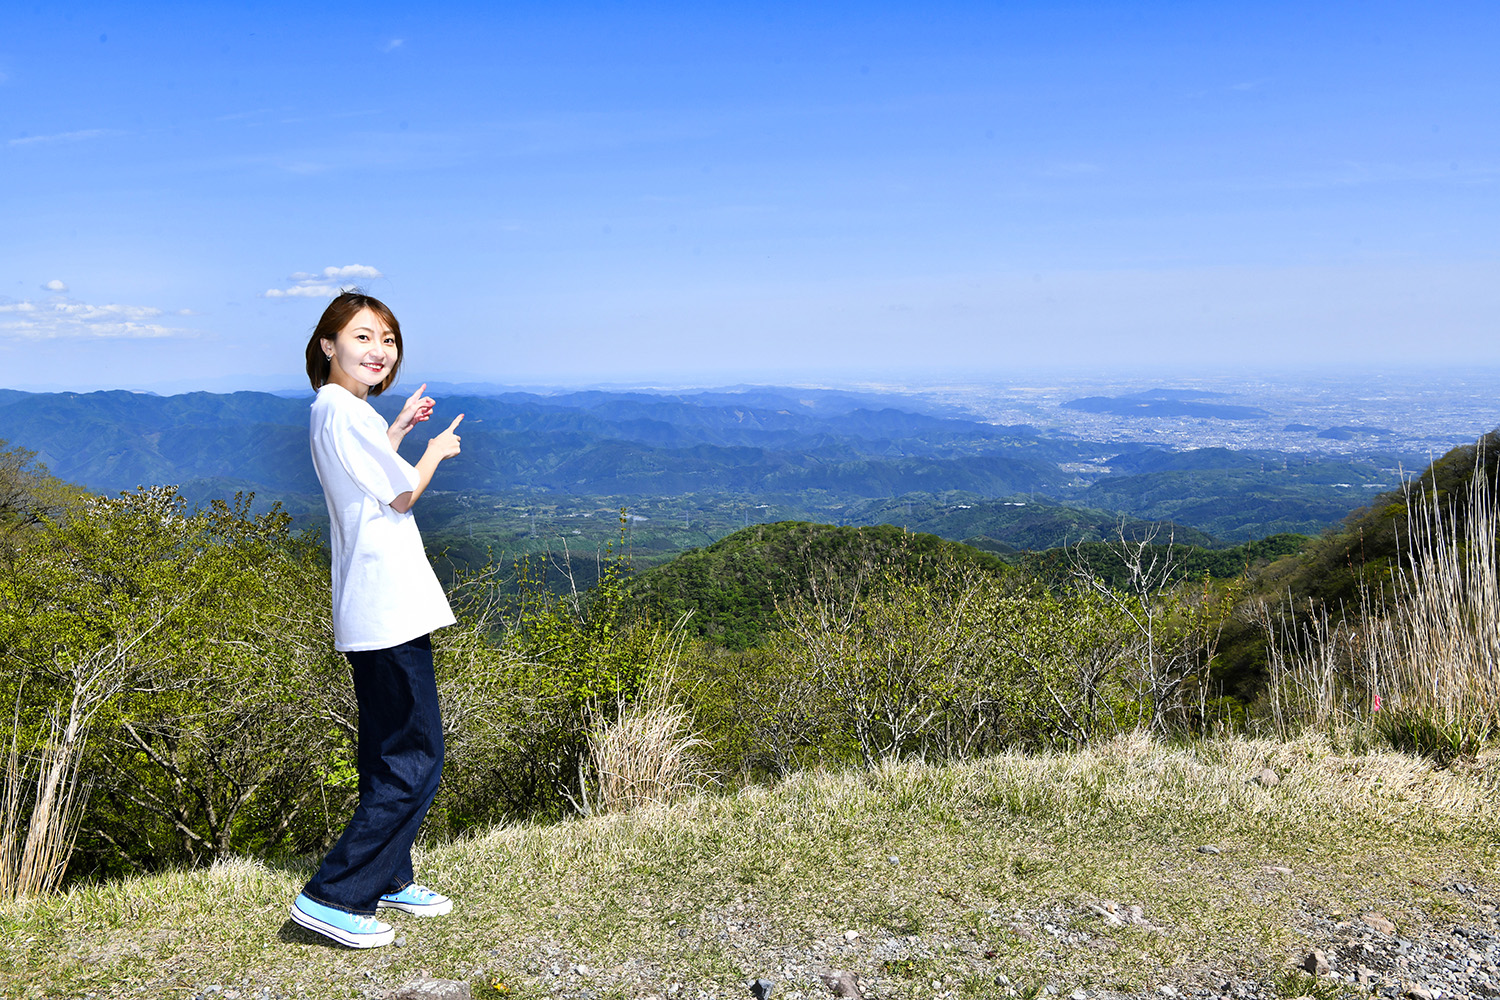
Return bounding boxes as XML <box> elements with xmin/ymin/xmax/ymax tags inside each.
<box><xmin>301</xmin><ymin>633</ymin><xmax>444</xmax><ymax>916</ymax></box>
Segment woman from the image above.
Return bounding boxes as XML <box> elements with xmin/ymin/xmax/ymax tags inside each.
<box><xmin>289</xmin><ymin>290</ymin><xmax>463</xmax><ymax>949</ymax></box>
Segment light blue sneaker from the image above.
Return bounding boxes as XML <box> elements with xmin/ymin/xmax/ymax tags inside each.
<box><xmin>289</xmin><ymin>893</ymin><xmax>395</xmax><ymax>948</ymax></box>
<box><xmin>377</xmin><ymin>883</ymin><xmax>453</xmax><ymax>916</ymax></box>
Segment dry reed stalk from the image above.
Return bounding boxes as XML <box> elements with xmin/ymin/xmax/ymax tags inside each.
<box><xmin>1371</xmin><ymin>459</ymin><xmax>1500</xmax><ymax>733</ymax></box>
<box><xmin>0</xmin><ymin>702</ymin><xmax>89</xmax><ymax>899</ymax></box>
<box><xmin>1266</xmin><ymin>444</ymin><xmax>1500</xmax><ymax>742</ymax></box>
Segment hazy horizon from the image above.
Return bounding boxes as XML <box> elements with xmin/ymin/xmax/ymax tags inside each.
<box><xmin>9</xmin><ymin>360</ymin><xmax>1500</xmax><ymax>400</ymax></box>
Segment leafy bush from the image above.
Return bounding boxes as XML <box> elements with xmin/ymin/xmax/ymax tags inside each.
<box><xmin>0</xmin><ymin>486</ymin><xmax>356</xmax><ymax>884</ymax></box>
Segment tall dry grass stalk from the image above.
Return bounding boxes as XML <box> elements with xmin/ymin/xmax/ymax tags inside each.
<box><xmin>586</xmin><ymin>623</ymin><xmax>706</xmax><ymax>814</ymax></box>
<box><xmin>589</xmin><ymin>702</ymin><xmax>705</xmax><ymax>813</ymax></box>
<box><xmin>1262</xmin><ymin>602</ymin><xmax>1376</xmax><ymax>736</ymax></box>
<box><xmin>0</xmin><ymin>700</ymin><xmax>90</xmax><ymax>899</ymax></box>
<box><xmin>1266</xmin><ymin>447</ymin><xmax>1500</xmax><ymax>744</ymax></box>
<box><xmin>1372</xmin><ymin>458</ymin><xmax>1500</xmax><ymax>735</ymax></box>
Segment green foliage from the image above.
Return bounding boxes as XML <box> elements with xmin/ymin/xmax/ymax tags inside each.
<box><xmin>1082</xmin><ymin>454</ymin><xmax>1397</xmax><ymax>543</ymax></box>
<box><xmin>447</xmin><ymin>514</ymin><xmax>691</xmax><ymax>819</ymax></box>
<box><xmin>0</xmin><ymin>440</ymin><xmax>82</xmax><ymax>562</ymax></box>
<box><xmin>1374</xmin><ymin>708</ymin><xmax>1490</xmax><ymax>766</ymax></box>
<box><xmin>839</xmin><ymin>492</ymin><xmax>1220</xmax><ymax>551</ymax></box>
<box><xmin>8</xmin><ymin>424</ymin><xmax>1486</xmax><ymax>889</ymax></box>
<box><xmin>676</xmin><ymin>535</ymin><xmax>1238</xmax><ymax>777</ymax></box>
<box><xmin>628</xmin><ymin>521</ymin><xmax>1009</xmax><ymax>649</ymax></box>
<box><xmin>1021</xmin><ymin>533</ymin><xmax>1310</xmax><ymax>591</ymax></box>
<box><xmin>0</xmin><ymin>485</ymin><xmax>354</xmax><ymax>878</ymax></box>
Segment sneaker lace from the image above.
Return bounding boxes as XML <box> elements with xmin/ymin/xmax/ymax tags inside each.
<box><xmin>406</xmin><ymin>884</ymin><xmax>437</xmax><ymax>901</ymax></box>
<box><xmin>351</xmin><ymin>913</ymin><xmax>380</xmax><ymax>932</ymax></box>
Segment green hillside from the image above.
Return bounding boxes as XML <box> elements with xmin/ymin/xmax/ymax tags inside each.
<box><xmin>627</xmin><ymin>521</ymin><xmax>1008</xmax><ymax>648</ymax></box>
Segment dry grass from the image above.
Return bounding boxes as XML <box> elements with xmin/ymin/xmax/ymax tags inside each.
<box><xmin>1372</xmin><ymin>465</ymin><xmax>1500</xmax><ymax>734</ymax></box>
<box><xmin>1</xmin><ymin>704</ymin><xmax>89</xmax><ymax>900</ymax></box>
<box><xmin>3</xmin><ymin>732</ymin><xmax>1497</xmax><ymax>1000</ymax></box>
<box><xmin>590</xmin><ymin>702</ymin><xmax>706</xmax><ymax>813</ymax></box>
<box><xmin>1266</xmin><ymin>450</ymin><xmax>1500</xmax><ymax>748</ymax></box>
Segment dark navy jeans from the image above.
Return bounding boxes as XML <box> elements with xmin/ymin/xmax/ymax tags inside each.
<box><xmin>302</xmin><ymin>633</ymin><xmax>444</xmax><ymax>915</ymax></box>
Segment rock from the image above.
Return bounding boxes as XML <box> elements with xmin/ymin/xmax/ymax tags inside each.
<box><xmin>383</xmin><ymin>980</ymin><xmax>471</xmax><ymax>1000</ymax></box>
<box><xmin>818</xmin><ymin>970</ymin><xmax>861</xmax><ymax>998</ymax></box>
<box><xmin>1356</xmin><ymin>964</ymin><xmax>1376</xmax><ymax>985</ymax></box>
<box><xmin>1304</xmin><ymin>949</ymin><xmax>1329</xmax><ymax>975</ymax></box>
<box><xmin>1196</xmin><ymin>845</ymin><xmax>1221</xmax><ymax>855</ymax></box>
<box><xmin>749</xmin><ymin>978</ymin><xmax>775</xmax><ymax>1000</ymax></box>
<box><xmin>1404</xmin><ymin>985</ymin><xmax>1434</xmax><ymax>1000</ymax></box>
<box><xmin>1089</xmin><ymin>901</ymin><xmax>1126</xmax><ymax>927</ymax></box>
<box><xmin>1260</xmin><ymin>865</ymin><xmax>1293</xmax><ymax>875</ymax></box>
<box><xmin>1254</xmin><ymin>768</ymin><xmax>1279</xmax><ymax>786</ymax></box>
<box><xmin>1363</xmin><ymin>912</ymin><xmax>1398</xmax><ymax>935</ymax></box>
<box><xmin>842</xmin><ymin>929</ymin><xmax>861</xmax><ymax>943</ymax></box>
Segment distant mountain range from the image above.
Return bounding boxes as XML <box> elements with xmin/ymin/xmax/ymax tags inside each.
<box><xmin>0</xmin><ymin>385</ymin><xmax>1405</xmax><ymax>545</ymax></box>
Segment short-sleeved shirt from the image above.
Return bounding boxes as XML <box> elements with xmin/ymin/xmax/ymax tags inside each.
<box><xmin>309</xmin><ymin>383</ymin><xmax>456</xmax><ymax>652</ymax></box>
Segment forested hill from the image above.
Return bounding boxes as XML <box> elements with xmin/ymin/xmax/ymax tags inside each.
<box><xmin>0</xmin><ymin>385</ymin><xmax>1405</xmax><ymax>543</ymax></box>
<box><xmin>627</xmin><ymin>521</ymin><xmax>1009</xmax><ymax>648</ymax></box>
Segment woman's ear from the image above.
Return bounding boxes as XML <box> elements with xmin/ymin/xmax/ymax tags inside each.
<box><xmin>319</xmin><ymin>337</ymin><xmax>334</xmax><ymax>359</ymax></box>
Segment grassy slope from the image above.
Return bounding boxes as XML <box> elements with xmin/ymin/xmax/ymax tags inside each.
<box><xmin>3</xmin><ymin>734</ymin><xmax>1497</xmax><ymax>1000</ymax></box>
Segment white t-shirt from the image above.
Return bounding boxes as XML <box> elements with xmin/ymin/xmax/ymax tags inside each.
<box><xmin>309</xmin><ymin>383</ymin><xmax>457</xmax><ymax>652</ymax></box>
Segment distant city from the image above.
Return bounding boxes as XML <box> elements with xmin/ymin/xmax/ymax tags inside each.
<box><xmin>844</xmin><ymin>368</ymin><xmax>1500</xmax><ymax>465</ymax></box>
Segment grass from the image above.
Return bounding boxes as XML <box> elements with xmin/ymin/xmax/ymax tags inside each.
<box><xmin>3</xmin><ymin>731</ymin><xmax>1498</xmax><ymax>1000</ymax></box>
<box><xmin>1265</xmin><ymin>452</ymin><xmax>1500</xmax><ymax>753</ymax></box>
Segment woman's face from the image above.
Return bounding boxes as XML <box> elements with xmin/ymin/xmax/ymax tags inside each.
<box><xmin>321</xmin><ymin>307</ymin><xmax>398</xmax><ymax>397</ymax></box>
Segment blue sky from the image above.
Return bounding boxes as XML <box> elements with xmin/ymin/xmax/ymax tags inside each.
<box><xmin>1</xmin><ymin>1</ymin><xmax>1496</xmax><ymax>391</ymax></box>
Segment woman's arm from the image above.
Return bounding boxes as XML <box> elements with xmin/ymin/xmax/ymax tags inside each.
<box><xmin>390</xmin><ymin>413</ymin><xmax>464</xmax><ymax>513</ymax></box>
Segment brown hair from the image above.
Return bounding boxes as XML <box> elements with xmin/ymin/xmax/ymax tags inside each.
<box><xmin>304</xmin><ymin>290</ymin><xmax>404</xmax><ymax>395</ymax></box>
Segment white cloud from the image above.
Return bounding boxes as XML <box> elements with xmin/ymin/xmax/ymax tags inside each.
<box><xmin>323</xmin><ymin>264</ymin><xmax>382</xmax><ymax>280</ymax></box>
<box><xmin>383</xmin><ymin>38</ymin><xmax>404</xmax><ymax>52</ymax></box>
<box><xmin>0</xmin><ymin>296</ymin><xmax>192</xmax><ymax>340</ymax></box>
<box><xmin>264</xmin><ymin>284</ymin><xmax>341</xmax><ymax>299</ymax></box>
<box><xmin>44</xmin><ymin>279</ymin><xmax>67</xmax><ymax>292</ymax></box>
<box><xmin>263</xmin><ymin>264</ymin><xmax>383</xmax><ymax>299</ymax></box>
<box><xmin>8</xmin><ymin>128</ymin><xmax>121</xmax><ymax>147</ymax></box>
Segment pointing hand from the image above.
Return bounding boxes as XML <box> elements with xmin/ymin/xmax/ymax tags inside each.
<box><xmin>428</xmin><ymin>412</ymin><xmax>464</xmax><ymax>461</ymax></box>
<box><xmin>394</xmin><ymin>382</ymin><xmax>435</xmax><ymax>432</ymax></box>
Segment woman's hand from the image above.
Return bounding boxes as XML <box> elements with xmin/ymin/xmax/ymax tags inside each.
<box><xmin>391</xmin><ymin>383</ymin><xmax>436</xmax><ymax>437</ymax></box>
<box><xmin>391</xmin><ymin>413</ymin><xmax>465</xmax><ymax>513</ymax></box>
<box><xmin>425</xmin><ymin>413</ymin><xmax>464</xmax><ymax>462</ymax></box>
